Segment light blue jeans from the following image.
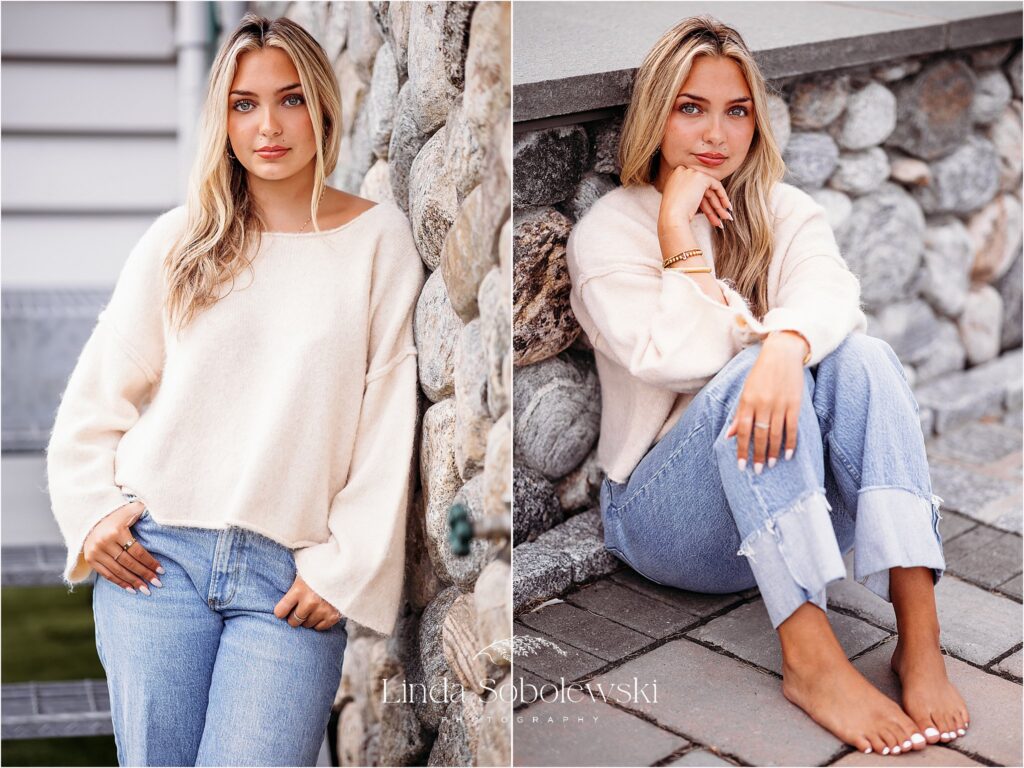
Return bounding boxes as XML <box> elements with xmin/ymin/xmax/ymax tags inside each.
<box><xmin>92</xmin><ymin>494</ymin><xmax>348</xmax><ymax>766</ymax></box>
<box><xmin>600</xmin><ymin>333</ymin><xmax>946</xmax><ymax>629</ymax></box>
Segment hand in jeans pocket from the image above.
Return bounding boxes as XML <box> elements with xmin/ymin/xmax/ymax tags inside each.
<box><xmin>83</xmin><ymin>501</ymin><xmax>165</xmax><ymax>595</ymax></box>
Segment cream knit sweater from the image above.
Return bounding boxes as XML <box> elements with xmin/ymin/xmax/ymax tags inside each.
<box><xmin>46</xmin><ymin>202</ymin><xmax>424</xmax><ymax>636</ymax></box>
<box><xmin>566</xmin><ymin>181</ymin><xmax>868</xmax><ymax>484</ymax></box>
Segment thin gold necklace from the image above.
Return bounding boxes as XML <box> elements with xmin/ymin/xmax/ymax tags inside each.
<box><xmin>296</xmin><ymin>189</ymin><xmax>326</xmax><ymax>233</ymax></box>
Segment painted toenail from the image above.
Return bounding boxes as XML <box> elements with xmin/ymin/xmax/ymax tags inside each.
<box><xmin>902</xmin><ymin>740</ymin><xmax>912</xmax><ymax>749</ymax></box>
<box><xmin>911</xmin><ymin>733</ymin><xmax>925</xmax><ymax>745</ymax></box>
<box><xmin>957</xmin><ymin>728</ymin><xmax>965</xmax><ymax>736</ymax></box>
<box><xmin>925</xmin><ymin>727</ymin><xmax>939</xmax><ymax>738</ymax></box>
<box><xmin>941</xmin><ymin>732</ymin><xmax>950</xmax><ymax>739</ymax></box>
<box><xmin>864</xmin><ymin>747</ymin><xmax>872</xmax><ymax>754</ymax></box>
<box><xmin>882</xmin><ymin>747</ymin><xmax>890</xmax><ymax>755</ymax></box>
<box><xmin>892</xmin><ymin>746</ymin><xmax>901</xmax><ymax>754</ymax></box>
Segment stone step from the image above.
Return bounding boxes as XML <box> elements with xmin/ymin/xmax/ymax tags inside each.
<box><xmin>915</xmin><ymin>349</ymin><xmax>1023</xmax><ymax>435</ymax></box>
<box><xmin>1</xmin><ymin>544</ymin><xmax>67</xmax><ymax>586</ymax></box>
<box><xmin>1</xmin><ymin>680</ymin><xmax>112</xmax><ymax>739</ymax></box>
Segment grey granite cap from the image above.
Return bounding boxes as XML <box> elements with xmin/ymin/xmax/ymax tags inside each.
<box><xmin>514</xmin><ymin>1</ymin><xmax>1023</xmax><ymax>124</ymax></box>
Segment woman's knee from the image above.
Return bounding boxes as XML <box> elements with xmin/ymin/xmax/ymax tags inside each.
<box><xmin>824</xmin><ymin>333</ymin><xmax>905</xmax><ymax>378</ymax></box>
<box><xmin>704</xmin><ymin>343</ymin><xmax>763</xmax><ymax>405</ymax></box>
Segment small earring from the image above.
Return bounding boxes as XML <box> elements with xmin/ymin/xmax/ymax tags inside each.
<box><xmin>227</xmin><ymin>146</ymin><xmax>237</xmax><ymax>160</ymax></box>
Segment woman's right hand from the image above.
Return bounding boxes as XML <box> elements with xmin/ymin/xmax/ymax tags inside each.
<box><xmin>659</xmin><ymin>164</ymin><xmax>733</xmax><ymax>230</ymax></box>
<box><xmin>83</xmin><ymin>501</ymin><xmax>164</xmax><ymax>593</ymax></box>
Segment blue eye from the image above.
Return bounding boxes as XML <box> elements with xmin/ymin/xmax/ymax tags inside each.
<box><xmin>232</xmin><ymin>94</ymin><xmax>305</xmax><ymax>112</ymax></box>
<box><xmin>679</xmin><ymin>102</ymin><xmax>749</xmax><ymax>117</ymax></box>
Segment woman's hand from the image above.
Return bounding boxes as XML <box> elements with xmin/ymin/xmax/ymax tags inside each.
<box><xmin>274</xmin><ymin>573</ymin><xmax>344</xmax><ymax>631</ymax></box>
<box><xmin>659</xmin><ymin>164</ymin><xmax>734</xmax><ymax>230</ymax></box>
<box><xmin>726</xmin><ymin>332</ymin><xmax>810</xmax><ymax>473</ymax></box>
<box><xmin>83</xmin><ymin>501</ymin><xmax>164</xmax><ymax>593</ymax></box>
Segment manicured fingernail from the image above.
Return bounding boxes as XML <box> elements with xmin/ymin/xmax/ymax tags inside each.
<box><xmin>718</xmin><ymin>222</ymin><xmax>725</xmax><ymax>230</ymax></box>
<box><xmin>925</xmin><ymin>727</ymin><xmax>939</xmax><ymax>738</ymax></box>
<box><xmin>957</xmin><ymin>728</ymin><xmax>965</xmax><ymax>736</ymax></box>
<box><xmin>139</xmin><ymin>584</ymin><xmax>151</xmax><ymax>596</ymax></box>
<box><xmin>150</xmin><ymin>577</ymin><xmax>162</xmax><ymax>588</ymax></box>
<box><xmin>768</xmin><ymin>457</ymin><xmax>777</xmax><ymax>468</ymax></box>
<box><xmin>125</xmin><ymin>586</ymin><xmax>136</xmax><ymax>594</ymax></box>
<box><xmin>882</xmin><ymin>747</ymin><xmax>890</xmax><ymax>755</ymax></box>
<box><xmin>754</xmin><ymin>462</ymin><xmax>763</xmax><ymax>475</ymax></box>
<box><xmin>738</xmin><ymin>459</ymin><xmax>746</xmax><ymax>471</ymax></box>
<box><xmin>725</xmin><ymin>212</ymin><xmax>734</xmax><ymax>221</ymax></box>
<box><xmin>892</xmin><ymin>746</ymin><xmax>901</xmax><ymax>754</ymax></box>
<box><xmin>156</xmin><ymin>566</ymin><xmax>166</xmax><ymax>574</ymax></box>
<box><xmin>902</xmin><ymin>740</ymin><xmax>912</xmax><ymax>749</ymax></box>
<box><xmin>785</xmin><ymin>448</ymin><xmax>794</xmax><ymax>461</ymax></box>
<box><xmin>911</xmin><ymin>733</ymin><xmax>925</xmax><ymax>745</ymax></box>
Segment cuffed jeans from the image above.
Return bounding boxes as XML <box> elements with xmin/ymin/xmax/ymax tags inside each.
<box><xmin>600</xmin><ymin>332</ymin><xmax>946</xmax><ymax>629</ymax></box>
<box><xmin>92</xmin><ymin>494</ymin><xmax>348</xmax><ymax>766</ymax></box>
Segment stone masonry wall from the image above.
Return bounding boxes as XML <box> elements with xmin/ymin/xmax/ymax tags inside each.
<box><xmin>512</xmin><ymin>42</ymin><xmax>1024</xmax><ymax>616</ymax></box>
<box><xmin>255</xmin><ymin>3</ymin><xmax>512</xmax><ymax>765</ymax></box>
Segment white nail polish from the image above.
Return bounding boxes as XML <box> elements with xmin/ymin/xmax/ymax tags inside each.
<box><xmin>957</xmin><ymin>728</ymin><xmax>965</xmax><ymax>736</ymax></box>
<box><xmin>738</xmin><ymin>459</ymin><xmax>746</xmax><ymax>471</ymax></box>
<box><xmin>125</xmin><ymin>586</ymin><xmax>136</xmax><ymax>594</ymax></box>
<box><xmin>892</xmin><ymin>746</ymin><xmax>901</xmax><ymax>754</ymax></box>
<box><xmin>902</xmin><ymin>740</ymin><xmax>912</xmax><ymax>749</ymax></box>
<box><xmin>754</xmin><ymin>462</ymin><xmax>763</xmax><ymax>475</ymax></box>
<box><xmin>911</xmin><ymin>733</ymin><xmax>925</xmax><ymax>745</ymax></box>
<box><xmin>150</xmin><ymin>577</ymin><xmax>162</xmax><ymax>588</ymax></box>
<box><xmin>139</xmin><ymin>584</ymin><xmax>151</xmax><ymax>596</ymax></box>
<box><xmin>924</xmin><ymin>727</ymin><xmax>939</xmax><ymax>738</ymax></box>
<box><xmin>768</xmin><ymin>457</ymin><xmax>777</xmax><ymax>468</ymax></box>
<box><xmin>882</xmin><ymin>747</ymin><xmax>889</xmax><ymax>755</ymax></box>
<box><xmin>864</xmin><ymin>747</ymin><xmax>872</xmax><ymax>754</ymax></box>
<box><xmin>785</xmin><ymin>448</ymin><xmax>794</xmax><ymax>461</ymax></box>
<box><xmin>941</xmin><ymin>732</ymin><xmax>950</xmax><ymax>739</ymax></box>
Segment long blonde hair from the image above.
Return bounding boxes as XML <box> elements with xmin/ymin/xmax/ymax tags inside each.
<box><xmin>618</xmin><ymin>15</ymin><xmax>785</xmax><ymax>320</ymax></box>
<box><xmin>165</xmin><ymin>13</ymin><xmax>342</xmax><ymax>331</ymax></box>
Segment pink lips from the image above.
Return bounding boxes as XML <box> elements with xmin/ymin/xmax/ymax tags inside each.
<box><xmin>256</xmin><ymin>148</ymin><xmax>289</xmax><ymax>159</ymax></box>
<box><xmin>695</xmin><ymin>153</ymin><xmax>726</xmax><ymax>167</ymax></box>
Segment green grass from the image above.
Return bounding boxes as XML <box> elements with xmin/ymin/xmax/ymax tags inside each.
<box><xmin>0</xmin><ymin>736</ymin><xmax>118</xmax><ymax>766</ymax></box>
<box><xmin>2</xmin><ymin>585</ymin><xmax>105</xmax><ymax>683</ymax></box>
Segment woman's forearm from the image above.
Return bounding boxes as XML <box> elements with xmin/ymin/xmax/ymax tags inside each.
<box><xmin>658</xmin><ymin>223</ymin><xmax>727</xmax><ymax>305</ymax></box>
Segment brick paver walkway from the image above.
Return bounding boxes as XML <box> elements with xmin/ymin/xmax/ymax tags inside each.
<box><xmin>513</xmin><ymin>413</ymin><xmax>1023</xmax><ymax>766</ymax></box>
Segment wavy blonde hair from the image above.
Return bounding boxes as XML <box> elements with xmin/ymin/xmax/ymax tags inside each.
<box><xmin>164</xmin><ymin>13</ymin><xmax>342</xmax><ymax>331</ymax></box>
<box><xmin>618</xmin><ymin>15</ymin><xmax>785</xmax><ymax>320</ymax></box>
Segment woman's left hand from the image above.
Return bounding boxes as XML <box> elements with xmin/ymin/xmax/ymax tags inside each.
<box><xmin>725</xmin><ymin>331</ymin><xmax>810</xmax><ymax>473</ymax></box>
<box><xmin>274</xmin><ymin>573</ymin><xmax>344</xmax><ymax>631</ymax></box>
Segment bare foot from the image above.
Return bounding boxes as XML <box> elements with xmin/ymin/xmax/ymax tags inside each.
<box><xmin>891</xmin><ymin>635</ymin><xmax>970</xmax><ymax>745</ymax></box>
<box><xmin>779</xmin><ymin>604</ymin><xmax>926</xmax><ymax>755</ymax></box>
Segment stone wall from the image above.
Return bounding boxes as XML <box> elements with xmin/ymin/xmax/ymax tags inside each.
<box><xmin>512</xmin><ymin>42</ymin><xmax>1024</xmax><ymax>614</ymax></box>
<box><xmin>254</xmin><ymin>3</ymin><xmax>512</xmax><ymax>765</ymax></box>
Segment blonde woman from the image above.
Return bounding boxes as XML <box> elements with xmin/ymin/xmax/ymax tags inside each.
<box><xmin>46</xmin><ymin>14</ymin><xmax>422</xmax><ymax>766</ymax></box>
<box><xmin>566</xmin><ymin>16</ymin><xmax>969</xmax><ymax>757</ymax></box>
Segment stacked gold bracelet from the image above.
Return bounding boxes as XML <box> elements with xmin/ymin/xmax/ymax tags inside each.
<box><xmin>663</xmin><ymin>248</ymin><xmax>704</xmax><ymax>269</ymax></box>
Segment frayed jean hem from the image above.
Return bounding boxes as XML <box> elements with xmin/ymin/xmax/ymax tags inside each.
<box><xmin>736</xmin><ymin>489</ymin><xmax>847</xmax><ymax>629</ymax></box>
<box><xmin>854</xmin><ymin>486</ymin><xmax>946</xmax><ymax>603</ymax></box>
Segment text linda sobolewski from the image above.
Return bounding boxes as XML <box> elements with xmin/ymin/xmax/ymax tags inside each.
<box><xmin>380</xmin><ymin>635</ymin><xmax>657</xmax><ymax>706</ymax></box>
<box><xmin>381</xmin><ymin>677</ymin><xmax>658</xmax><ymax>706</ymax></box>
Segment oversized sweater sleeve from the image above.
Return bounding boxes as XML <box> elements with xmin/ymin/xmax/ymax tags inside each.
<box><xmin>46</xmin><ymin>207</ymin><xmax>184</xmax><ymax>586</ymax></box>
<box><xmin>566</xmin><ymin>208</ymin><xmax>758</xmax><ymax>393</ymax></box>
<box><xmin>736</xmin><ymin>198</ymin><xmax>868</xmax><ymax>366</ymax></box>
<box><xmin>292</xmin><ymin>216</ymin><xmax>425</xmax><ymax>637</ymax></box>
